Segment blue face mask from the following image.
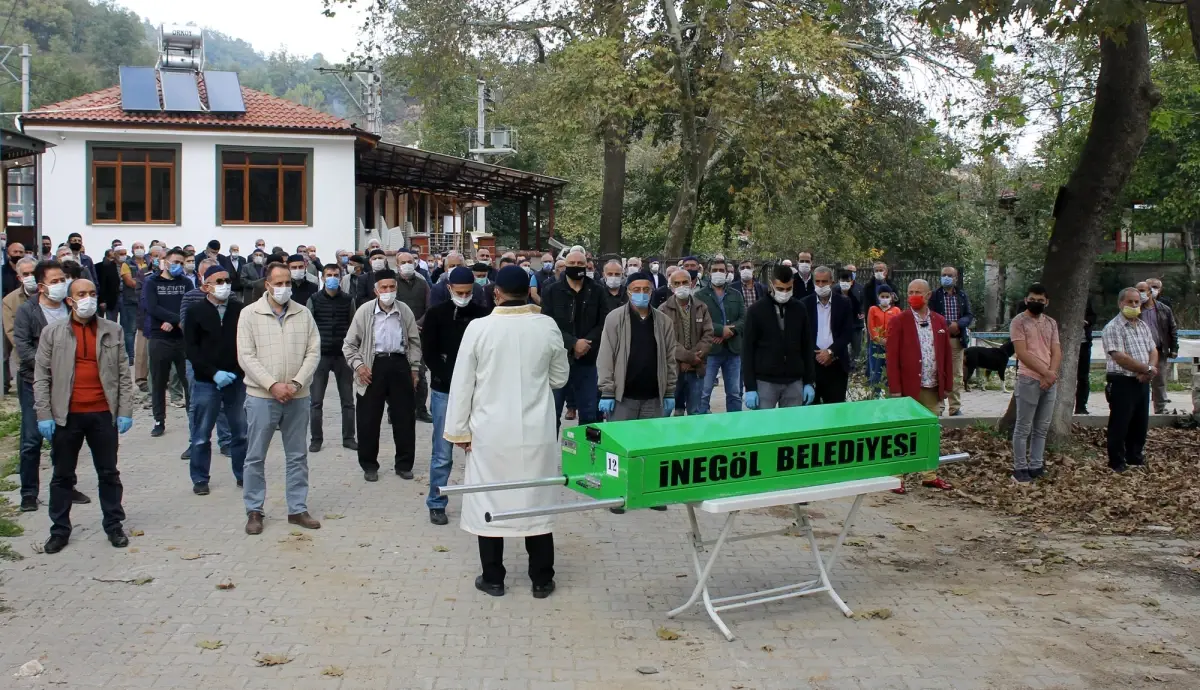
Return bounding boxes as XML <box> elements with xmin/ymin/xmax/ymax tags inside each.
<box><xmin>325</xmin><ymin>276</ymin><xmax>341</xmax><ymax>291</ymax></box>
<box><xmin>542</xmin><ymin>262</ymin><xmax>553</xmax><ymax>272</ymax></box>
<box><xmin>168</xmin><ymin>263</ymin><xmax>184</xmax><ymax>277</ymax></box>
<box><xmin>940</xmin><ymin>275</ymin><xmax>954</xmax><ymax>287</ymax></box>
<box><xmin>850</xmin><ymin>271</ymin><xmax>857</xmax><ymax>281</ymax></box>
<box><xmin>475</xmin><ymin>277</ymin><xmax>488</xmax><ymax>286</ymax></box>
<box><xmin>340</xmin><ymin>255</ymin><xmax>349</xmax><ymax>264</ymax></box>
<box><xmin>630</xmin><ymin>292</ymin><xmax>651</xmax><ymax>309</ymax></box>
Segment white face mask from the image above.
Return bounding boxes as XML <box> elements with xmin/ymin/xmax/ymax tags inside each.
<box><xmin>797</xmin><ymin>262</ymin><xmax>811</xmax><ymax>275</ymax></box>
<box><xmin>1150</xmin><ymin>287</ymin><xmax>1160</xmax><ymax>297</ymax></box>
<box><xmin>133</xmin><ymin>248</ymin><xmax>145</xmax><ymax>258</ymax></box>
<box><xmin>879</xmin><ymin>298</ymin><xmax>892</xmax><ymax>308</ymax></box>
<box><xmin>184</xmin><ymin>262</ymin><xmax>195</xmax><ymax>274</ymax></box>
<box><xmin>46</xmin><ymin>281</ymin><xmax>69</xmax><ymax>302</ymax></box>
<box><xmin>377</xmin><ymin>291</ymin><xmax>397</xmax><ymax>306</ymax></box>
<box><xmin>290</xmin><ymin>268</ymin><xmax>306</xmax><ymax>282</ymax></box>
<box><xmin>230</xmin><ymin>252</ymin><xmax>240</xmax><ymax>258</ymax></box>
<box><xmin>73</xmin><ymin>296</ymin><xmax>98</xmax><ymax>319</ymax></box>
<box><xmin>650</xmin><ymin>262</ymin><xmax>660</xmax><ymax>274</ymax></box>
<box><xmin>740</xmin><ymin>269</ymin><xmax>754</xmax><ymax>282</ymax></box>
<box><xmin>1139</xmin><ymin>291</ymin><xmax>1149</xmax><ymax>303</ymax></box>
<box><xmin>605</xmin><ymin>276</ymin><xmax>623</xmax><ymax>289</ymax></box>
<box><xmin>773</xmin><ymin>290</ymin><xmax>792</xmax><ymax>304</ymax></box>
<box><xmin>585</xmin><ymin>271</ymin><xmax>595</xmax><ymax>280</ymax></box>
<box><xmin>272</xmin><ymin>286</ymin><xmax>292</xmax><ymax>304</ymax></box>
<box><xmin>709</xmin><ymin>271</ymin><xmax>728</xmax><ymax>286</ymax></box>
<box><xmin>874</xmin><ymin>271</ymin><xmax>885</xmax><ymax>281</ymax></box>
<box><xmin>399</xmin><ymin>263</ymin><xmax>416</xmax><ymax>278</ymax></box>
<box><xmin>21</xmin><ymin>275</ymin><xmax>37</xmax><ymax>293</ymax></box>
<box><xmin>451</xmin><ymin>294</ymin><xmax>472</xmax><ymax>308</ymax></box>
<box><xmin>815</xmin><ymin>285</ymin><xmax>832</xmax><ymax>299</ymax></box>
<box><xmin>212</xmin><ymin>284</ymin><xmax>232</xmax><ymax>301</ymax></box>
<box><xmin>839</xmin><ymin>281</ymin><xmax>851</xmax><ymax>292</ymax></box>
<box><xmin>253</xmin><ymin>255</ymin><xmax>264</xmax><ymax>265</ymax></box>
<box><xmin>371</xmin><ymin>259</ymin><xmax>386</xmax><ymax>272</ymax></box>
<box><xmin>626</xmin><ymin>265</ymin><xmax>640</xmax><ymax>276</ymax></box>
<box><xmin>673</xmin><ymin>286</ymin><xmax>692</xmax><ymax>300</ymax></box>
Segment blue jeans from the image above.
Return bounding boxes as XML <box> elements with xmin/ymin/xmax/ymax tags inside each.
<box><xmin>17</xmin><ymin>379</ymin><xmax>43</xmax><ymax>498</ymax></box>
<box><xmin>120</xmin><ymin>302</ymin><xmax>138</xmax><ymax>365</ymax></box>
<box><xmin>674</xmin><ymin>371</ymin><xmax>704</xmax><ymax>415</ymax></box>
<box><xmin>427</xmin><ymin>390</ymin><xmax>453</xmax><ymax>510</ymax></box>
<box><xmin>189</xmin><ymin>380</ymin><xmax>247</xmax><ymax>485</ymax></box>
<box><xmin>867</xmin><ymin>341</ymin><xmax>886</xmax><ymax>393</ymax></box>
<box><xmin>553</xmin><ymin>362</ymin><xmax>599</xmax><ymax>427</ymax></box>
<box><xmin>243</xmin><ymin>395</ymin><xmax>310</xmax><ymax>515</ymax></box>
<box><xmin>698</xmin><ymin>353</ymin><xmax>742</xmax><ymax>413</ymax></box>
<box><xmin>186</xmin><ymin>362</ymin><xmax>231</xmax><ymax>449</ymax></box>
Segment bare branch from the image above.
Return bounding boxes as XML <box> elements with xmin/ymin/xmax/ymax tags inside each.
<box><xmin>464</xmin><ymin>15</ymin><xmax>580</xmax><ymax>41</ymax></box>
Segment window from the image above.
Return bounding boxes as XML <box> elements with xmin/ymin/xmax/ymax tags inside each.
<box><xmin>91</xmin><ymin>148</ymin><xmax>176</xmax><ymax>223</ymax></box>
<box><xmin>220</xmin><ymin>151</ymin><xmax>308</xmax><ymax>225</ymax></box>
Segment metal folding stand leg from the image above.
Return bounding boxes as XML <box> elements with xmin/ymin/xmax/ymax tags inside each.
<box><xmin>667</xmin><ymin>495</ymin><xmax>868</xmax><ymax>641</ymax></box>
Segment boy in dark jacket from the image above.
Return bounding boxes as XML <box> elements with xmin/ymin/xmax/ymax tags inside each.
<box><xmin>743</xmin><ymin>265</ymin><xmax>816</xmax><ymax>409</ymax></box>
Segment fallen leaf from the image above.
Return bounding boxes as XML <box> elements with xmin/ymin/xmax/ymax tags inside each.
<box><xmin>844</xmin><ymin>537</ymin><xmax>869</xmax><ymax>547</ymax></box>
<box><xmin>1036</xmin><ymin>591</ymin><xmax>1056</xmax><ymax>596</ymax></box>
<box><xmin>13</xmin><ymin>660</ymin><xmax>44</xmax><ymax>678</ymax></box>
<box><xmin>216</xmin><ymin>581</ymin><xmax>236</xmax><ymax>591</ymax></box>
<box><xmin>1146</xmin><ymin>673</ymin><xmax>1166</xmax><ymax>682</ymax></box>
<box><xmin>950</xmin><ymin>587</ymin><xmax>974</xmax><ymax>596</ymax></box>
<box><xmin>1081</xmin><ymin>542</ymin><xmax>1104</xmax><ymax>550</ymax></box>
<box><xmin>761</xmin><ymin>645</ymin><xmax>774</xmax><ymax>652</ymax></box>
<box><xmin>635</xmin><ymin>666</ymin><xmax>659</xmax><ymax>675</ymax></box>
<box><xmin>321</xmin><ymin>666</ymin><xmax>344</xmax><ymax>677</ymax></box>
<box><xmin>165</xmin><ymin>546</ymin><xmax>177</xmax><ymax>551</ymax></box>
<box><xmin>433</xmin><ymin>545</ymin><xmax>450</xmax><ymax>553</ymax></box>
<box><xmin>196</xmin><ymin>640</ymin><xmax>224</xmax><ymax>650</ymax></box>
<box><xmin>808</xmin><ymin>672</ymin><xmax>830</xmax><ymax>683</ymax></box>
<box><xmin>30</xmin><ymin>542</ymin><xmax>44</xmax><ymax>554</ymax></box>
<box><xmin>130</xmin><ymin>529</ymin><xmax>145</xmax><ymax>537</ymax></box>
<box><xmin>127</xmin><ymin>547</ymin><xmax>139</xmax><ymax>554</ymax></box>
<box><xmin>1097</xmin><ymin>583</ymin><xmax>1122</xmax><ymax>592</ymax></box>
<box><xmin>254</xmin><ymin>653</ymin><xmax>291</xmax><ymax>666</ymax></box>
<box><xmin>1142</xmin><ymin>598</ymin><xmax>1161</xmax><ymax>608</ymax></box>
<box><xmin>1146</xmin><ymin>645</ymin><xmax>1168</xmax><ymax>655</ymax></box>
<box><xmin>289</xmin><ymin>530</ymin><xmax>304</xmax><ymax>537</ymax></box>
<box><xmin>323</xmin><ymin>513</ymin><xmax>345</xmax><ymax>520</ymax></box>
<box><xmin>656</xmin><ymin>627</ymin><xmax>681</xmax><ymax>641</ymax></box>
<box><xmin>133</xmin><ymin>576</ymin><xmax>154</xmax><ymax>586</ymax></box>
<box><xmin>1023</xmin><ymin>564</ymin><xmax>1047</xmax><ymax>575</ymax></box>
<box><xmin>853</xmin><ymin>608</ymin><xmax>893</xmax><ymax>620</ymax></box>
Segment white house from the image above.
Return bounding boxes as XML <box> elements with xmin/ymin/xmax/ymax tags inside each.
<box><xmin>21</xmin><ymin>84</ymin><xmax>368</xmax><ymax>256</ymax></box>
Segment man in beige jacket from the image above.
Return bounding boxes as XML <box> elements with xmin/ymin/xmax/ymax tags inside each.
<box><xmin>657</xmin><ymin>268</ymin><xmax>714</xmax><ymax>415</ymax></box>
<box><xmin>236</xmin><ymin>262</ymin><xmax>322</xmax><ymax>535</ymax></box>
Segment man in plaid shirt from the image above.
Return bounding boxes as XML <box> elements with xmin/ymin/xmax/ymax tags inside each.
<box><xmin>929</xmin><ymin>266</ymin><xmax>973</xmax><ymax>416</ymax></box>
<box><xmin>1101</xmin><ymin>287</ymin><xmax>1159</xmax><ymax>473</ymax></box>
<box><xmin>733</xmin><ymin>259</ymin><xmax>768</xmax><ymax>308</ymax></box>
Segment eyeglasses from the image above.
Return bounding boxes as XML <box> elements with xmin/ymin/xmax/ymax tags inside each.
<box><xmin>209</xmin><ymin>278</ymin><xmax>230</xmax><ymax>285</ymax></box>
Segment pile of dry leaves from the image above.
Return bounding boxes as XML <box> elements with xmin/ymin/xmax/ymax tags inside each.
<box><xmin>937</xmin><ymin>426</ymin><xmax>1200</xmax><ymax>535</ymax></box>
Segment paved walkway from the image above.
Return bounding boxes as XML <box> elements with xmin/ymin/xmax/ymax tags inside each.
<box><xmin>3</xmin><ymin>384</ymin><xmax>1199</xmax><ymax>689</ymax></box>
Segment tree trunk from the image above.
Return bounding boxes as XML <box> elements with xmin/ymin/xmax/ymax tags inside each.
<box><xmin>1183</xmin><ymin>222</ymin><xmax>1197</xmax><ymax>287</ymax></box>
<box><xmin>1035</xmin><ymin>20</ymin><xmax>1160</xmax><ymax>441</ymax></box>
<box><xmin>598</xmin><ymin>120</ymin><xmax>627</xmax><ymax>255</ymax></box>
<box><xmin>1188</xmin><ymin>0</ymin><xmax>1200</xmax><ymax>62</ymax></box>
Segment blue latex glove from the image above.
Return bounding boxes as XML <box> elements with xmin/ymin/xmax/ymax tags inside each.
<box><xmin>802</xmin><ymin>384</ymin><xmax>816</xmax><ymax>405</ymax></box>
<box><xmin>744</xmin><ymin>391</ymin><xmax>760</xmax><ymax>410</ymax></box>
<box><xmin>117</xmin><ymin>416</ymin><xmax>133</xmax><ymax>434</ymax></box>
<box><xmin>38</xmin><ymin>419</ymin><xmax>56</xmax><ymax>440</ymax></box>
<box><xmin>663</xmin><ymin>398</ymin><xmax>676</xmax><ymax>416</ymax></box>
<box><xmin>599</xmin><ymin>399</ymin><xmax>616</xmax><ymax>416</ymax></box>
<box><xmin>213</xmin><ymin>371</ymin><xmax>237</xmax><ymax>389</ymax></box>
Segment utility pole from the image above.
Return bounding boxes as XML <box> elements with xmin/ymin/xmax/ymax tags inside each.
<box><xmin>314</xmin><ymin>62</ymin><xmax>383</xmax><ymax>136</ymax></box>
<box><xmin>475</xmin><ymin>79</ymin><xmax>487</xmax><ymax>235</ymax></box>
<box><xmin>0</xmin><ymin>44</ymin><xmax>32</xmax><ymax>126</ymax></box>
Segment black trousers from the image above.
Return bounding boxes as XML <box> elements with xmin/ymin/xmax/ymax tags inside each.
<box><xmin>310</xmin><ymin>353</ymin><xmax>356</xmax><ymax>443</ymax></box>
<box><xmin>813</xmin><ymin>364</ymin><xmax>848</xmax><ymax>404</ymax></box>
<box><xmin>1106</xmin><ymin>374</ymin><xmax>1149</xmax><ymax>467</ymax></box>
<box><xmin>357</xmin><ymin>353</ymin><xmax>416</xmax><ymax>473</ymax></box>
<box><xmin>50</xmin><ymin>411</ymin><xmax>124</xmax><ymax>538</ymax></box>
<box><xmin>414</xmin><ymin>362</ymin><xmax>430</xmax><ymax>416</ymax></box>
<box><xmin>148</xmin><ymin>337</ymin><xmax>189</xmax><ymax>424</ymax></box>
<box><xmin>1075</xmin><ymin>341</ymin><xmax>1092</xmax><ymax>412</ymax></box>
<box><xmin>478</xmin><ymin>533</ymin><xmax>555</xmax><ymax>586</ymax></box>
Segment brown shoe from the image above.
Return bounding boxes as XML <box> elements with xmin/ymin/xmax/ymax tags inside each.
<box><xmin>288</xmin><ymin>512</ymin><xmax>321</xmax><ymax>530</ymax></box>
<box><xmin>245</xmin><ymin>511</ymin><xmax>264</xmax><ymax>535</ymax></box>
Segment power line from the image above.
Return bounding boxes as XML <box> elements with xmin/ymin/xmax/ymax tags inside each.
<box><xmin>0</xmin><ymin>0</ymin><xmax>20</xmax><ymax>45</ymax></box>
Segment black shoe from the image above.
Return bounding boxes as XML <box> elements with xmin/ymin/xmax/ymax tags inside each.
<box><xmin>309</xmin><ymin>440</ymin><xmax>322</xmax><ymax>453</ymax></box>
<box><xmin>397</xmin><ymin>469</ymin><xmax>414</xmax><ymax>480</ymax></box>
<box><xmin>1012</xmin><ymin>469</ymin><xmax>1033</xmax><ymax>484</ymax></box>
<box><xmin>650</xmin><ymin>505</ymin><xmax>668</xmax><ymax>511</ymax></box>
<box><xmin>609</xmin><ymin>507</ymin><xmax>626</xmax><ymax>514</ymax></box>
<box><xmin>236</xmin><ymin>479</ymin><xmax>243</xmax><ymax>488</ymax></box>
<box><xmin>416</xmin><ymin>411</ymin><xmax>434</xmax><ymax>424</ymax></box>
<box><xmin>1110</xmin><ymin>463</ymin><xmax>1129</xmax><ymax>474</ymax></box>
<box><xmin>108</xmin><ymin>530</ymin><xmax>129</xmax><ymax>548</ymax></box>
<box><xmin>70</xmin><ymin>490</ymin><xmax>90</xmax><ymax>505</ymax></box>
<box><xmin>1128</xmin><ymin>456</ymin><xmax>1146</xmax><ymax>467</ymax></box>
<box><xmin>193</xmin><ymin>482</ymin><xmax>210</xmax><ymax>496</ymax></box>
<box><xmin>181</xmin><ymin>447</ymin><xmax>191</xmax><ymax>460</ymax></box>
<box><xmin>44</xmin><ymin>535</ymin><xmax>68</xmax><ymax>554</ymax></box>
<box><xmin>19</xmin><ymin>496</ymin><xmax>38</xmax><ymax>512</ymax></box>
<box><xmin>151</xmin><ymin>423</ymin><xmax>165</xmax><ymax>438</ymax></box>
<box><xmin>532</xmin><ymin>581</ymin><xmax>556</xmax><ymax>599</ymax></box>
<box><xmin>429</xmin><ymin>508</ymin><xmax>448</xmax><ymax>525</ymax></box>
<box><xmin>1075</xmin><ymin>408</ymin><xmax>1090</xmax><ymax>415</ymax></box>
<box><xmin>220</xmin><ymin>445</ymin><xmax>231</xmax><ymax>457</ymax></box>
<box><xmin>364</xmin><ymin>470</ymin><xmax>379</xmax><ymax>483</ymax></box>
<box><xmin>343</xmin><ymin>439</ymin><xmax>359</xmax><ymax>451</ymax></box>
<box><xmin>475</xmin><ymin>576</ymin><xmax>504</xmax><ymax>597</ymax></box>
<box><xmin>1028</xmin><ymin>467</ymin><xmax>1046</xmax><ymax>480</ymax></box>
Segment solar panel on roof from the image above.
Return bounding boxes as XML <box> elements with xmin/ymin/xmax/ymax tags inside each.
<box><xmin>119</xmin><ymin>66</ymin><xmax>160</xmax><ymax>111</ymax></box>
<box><xmin>202</xmin><ymin>71</ymin><xmax>246</xmax><ymax>113</ymax></box>
<box><xmin>160</xmin><ymin>70</ymin><xmax>204</xmax><ymax>112</ymax></box>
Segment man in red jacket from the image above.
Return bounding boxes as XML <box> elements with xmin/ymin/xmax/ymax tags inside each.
<box><xmin>886</xmin><ymin>279</ymin><xmax>954</xmax><ymax>493</ymax></box>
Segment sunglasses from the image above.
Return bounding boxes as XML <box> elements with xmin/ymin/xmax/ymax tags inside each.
<box><xmin>209</xmin><ymin>278</ymin><xmax>230</xmax><ymax>285</ymax></box>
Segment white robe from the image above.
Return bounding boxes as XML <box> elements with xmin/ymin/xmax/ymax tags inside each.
<box><xmin>444</xmin><ymin>304</ymin><xmax>570</xmax><ymax>537</ymax></box>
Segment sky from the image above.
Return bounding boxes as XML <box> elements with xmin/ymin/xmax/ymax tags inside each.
<box><xmin>114</xmin><ymin>0</ymin><xmax>365</xmax><ymax>61</ymax></box>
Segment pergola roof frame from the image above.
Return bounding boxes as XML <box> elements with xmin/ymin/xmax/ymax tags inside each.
<box><xmin>356</xmin><ymin>139</ymin><xmax>567</xmax><ymax>201</ymax></box>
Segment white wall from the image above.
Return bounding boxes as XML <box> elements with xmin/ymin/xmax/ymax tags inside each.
<box><xmin>24</xmin><ymin>125</ymin><xmax>357</xmax><ymax>257</ymax></box>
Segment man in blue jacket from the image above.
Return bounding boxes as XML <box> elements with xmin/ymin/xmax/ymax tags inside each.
<box><xmin>145</xmin><ymin>247</ymin><xmax>192</xmax><ymax>437</ymax></box>
<box><xmin>929</xmin><ymin>265</ymin><xmax>973</xmax><ymax>416</ymax></box>
<box><xmin>801</xmin><ymin>266</ymin><xmax>855</xmax><ymax>404</ymax></box>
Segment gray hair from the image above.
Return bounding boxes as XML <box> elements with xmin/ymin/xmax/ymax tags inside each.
<box><xmin>16</xmin><ymin>256</ymin><xmax>36</xmax><ymax>270</ymax></box>
<box><xmin>813</xmin><ymin>265</ymin><xmax>834</xmax><ymax>280</ymax></box>
<box><xmin>1118</xmin><ymin>287</ymin><xmax>1141</xmax><ymax>304</ymax></box>
<box><xmin>664</xmin><ymin>265</ymin><xmax>679</xmax><ymax>277</ymax></box>
<box><xmin>604</xmin><ymin>259</ymin><xmax>623</xmax><ymax>270</ymax></box>
<box><xmin>444</xmin><ymin>250</ymin><xmax>462</xmax><ymax>262</ymax></box>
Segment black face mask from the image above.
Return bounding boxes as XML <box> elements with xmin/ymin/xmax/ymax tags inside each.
<box><xmin>69</xmin><ymin>242</ymin><xmax>82</xmax><ymax>252</ymax></box>
<box><xmin>1026</xmin><ymin>301</ymin><xmax>1046</xmax><ymax>316</ymax></box>
<box><xmin>42</xmin><ymin>244</ymin><xmax>51</xmax><ymax>253</ymax></box>
<box><xmin>687</xmin><ymin>269</ymin><xmax>699</xmax><ymax>280</ymax></box>
<box><xmin>565</xmin><ymin>266</ymin><xmax>587</xmax><ymax>281</ymax></box>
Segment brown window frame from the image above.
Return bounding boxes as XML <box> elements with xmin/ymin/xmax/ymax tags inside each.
<box><xmin>220</xmin><ymin>151</ymin><xmax>308</xmax><ymax>225</ymax></box>
<box><xmin>91</xmin><ymin>148</ymin><xmax>176</xmax><ymax>224</ymax></box>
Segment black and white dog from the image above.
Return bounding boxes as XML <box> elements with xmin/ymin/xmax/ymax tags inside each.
<box><xmin>964</xmin><ymin>340</ymin><xmax>1016</xmax><ymax>392</ymax></box>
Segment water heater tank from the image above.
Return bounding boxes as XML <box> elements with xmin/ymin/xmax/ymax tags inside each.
<box><xmin>161</xmin><ymin>24</ymin><xmax>203</xmax><ymax>51</ymax></box>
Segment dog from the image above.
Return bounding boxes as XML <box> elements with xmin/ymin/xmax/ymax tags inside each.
<box><xmin>964</xmin><ymin>340</ymin><xmax>1016</xmax><ymax>392</ymax></box>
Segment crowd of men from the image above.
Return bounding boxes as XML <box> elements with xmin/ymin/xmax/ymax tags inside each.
<box><xmin>0</xmin><ymin>231</ymin><xmax>1179</xmax><ymax>596</ymax></box>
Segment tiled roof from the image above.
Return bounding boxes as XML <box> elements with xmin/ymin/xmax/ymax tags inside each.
<box><xmin>22</xmin><ymin>82</ymin><xmax>367</xmax><ymax>136</ymax></box>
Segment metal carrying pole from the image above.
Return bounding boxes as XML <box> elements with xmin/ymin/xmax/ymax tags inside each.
<box><xmin>437</xmin><ymin>475</ymin><xmax>567</xmax><ymax>497</ymax></box>
<box><xmin>938</xmin><ymin>453</ymin><xmax>970</xmax><ymax>464</ymax></box>
<box><xmin>486</xmin><ymin>499</ymin><xmax>626</xmax><ymax>523</ymax></box>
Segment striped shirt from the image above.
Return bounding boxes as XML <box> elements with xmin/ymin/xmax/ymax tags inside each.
<box><xmin>1101</xmin><ymin>314</ymin><xmax>1154</xmax><ymax>376</ymax></box>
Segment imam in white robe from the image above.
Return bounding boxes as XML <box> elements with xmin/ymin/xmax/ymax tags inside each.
<box><xmin>444</xmin><ymin>304</ymin><xmax>570</xmax><ymax>537</ymax></box>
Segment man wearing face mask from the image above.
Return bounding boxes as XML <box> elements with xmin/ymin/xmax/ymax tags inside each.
<box><xmin>41</xmin><ymin>235</ymin><xmax>53</xmax><ymax>259</ymax></box>
<box><xmin>625</xmin><ymin>257</ymin><xmax>643</xmax><ymax>277</ymax></box>
<box><xmin>695</xmin><ymin>258</ymin><xmax>746</xmax><ymax>413</ymax></box>
<box><xmin>355</xmin><ymin>248</ymin><xmax>390</xmax><ymax>304</ymax></box>
<box><xmin>145</xmin><ymin>248</ymin><xmax>192</xmax><ymax>438</ymax></box>
<box><xmin>646</xmin><ymin>257</ymin><xmax>667</xmax><ymax>290</ymax></box>
<box><xmin>2</xmin><ymin>241</ymin><xmax>25</xmax><ymax>295</ymax></box>
<box><xmin>602</xmin><ymin>259</ymin><xmax>627</xmax><ymax>311</ymax></box>
<box><xmin>1137</xmin><ymin>279</ymin><xmax>1177</xmax><ymax>414</ymax></box>
<box><xmin>743</xmin><ymin>265</ymin><xmax>816</xmax><ymax>410</ymax></box>
<box><xmin>929</xmin><ymin>266</ymin><xmax>973</xmax><ymax>416</ymax></box>
<box><xmin>184</xmin><ymin>266</ymin><xmax>248</xmax><ymax>495</ymax></box>
<box><xmin>681</xmin><ymin>256</ymin><xmax>702</xmax><ymax>284</ymax></box>
<box><xmin>241</xmin><ymin>250</ymin><xmax>267</xmax><ymax>302</ymax></box>
<box><xmin>421</xmin><ymin>266</ymin><xmax>486</xmax><ymax>525</ymax></box>
<box><xmin>205</xmin><ymin>239</ymin><xmax>242</xmax><ymax>295</ymax></box>
<box><xmin>536</xmin><ymin>252</ymin><xmax>557</xmax><ymax>289</ymax></box>
<box><xmin>227</xmin><ymin>244</ymin><xmax>245</xmax><ymax>276</ymax></box>
<box><xmin>793</xmin><ymin>251</ymin><xmax>815</xmax><ymax>299</ymax></box>
<box><xmin>118</xmin><ymin>243</ymin><xmax>149</xmax><ymax>364</ymax></box>
<box><xmin>732</xmin><ymin>259</ymin><xmax>767</xmax><ymax>308</ymax></box>
<box><xmin>343</xmin><ymin>269</ymin><xmax>423</xmax><ymax>483</ymax></box>
<box><xmin>280</xmin><ymin>255</ymin><xmax>315</xmax><ymax>307</ymax></box>
<box><xmin>65</xmin><ymin>233</ymin><xmax>97</xmax><ymax>284</ymax></box>
<box><xmin>33</xmin><ymin>278</ymin><xmax>133</xmax><ymax>554</ymax></box>
<box><xmin>659</xmin><ymin>266</ymin><xmax>713</xmax><ymax>415</ymax></box>
<box><xmin>3</xmin><ymin>258</ymin><xmax>38</xmax><ymax>381</ymax></box>
<box><xmin>862</xmin><ymin>261</ymin><xmax>895</xmax><ymax>311</ymax></box>
<box><xmin>800</xmin><ymin>267</ymin><xmax>854</xmax><ymax>404</ymax></box>
<box><xmin>652</xmin><ymin>265</ymin><xmax>679</xmax><ymax>308</ymax></box>
<box><xmin>307</xmin><ymin>264</ymin><xmax>359</xmax><ymax>453</ymax></box>
<box><xmin>1009</xmin><ymin>284</ymin><xmax>1061</xmax><ymax>483</ymax></box>
<box><xmin>540</xmin><ymin>249</ymin><xmax>611</xmax><ymax>429</ymax></box>
<box><xmin>1102</xmin><ymin>288</ymin><xmax>1157</xmax><ymax>472</ymax></box>
<box><xmin>597</xmin><ymin>272</ymin><xmax>677</xmax><ymax>424</ymax></box>
<box><xmin>97</xmin><ymin>249</ymin><xmax>122</xmax><ymax>322</ymax></box>
<box><xmin>394</xmin><ymin>252</ymin><xmax>433</xmax><ymax>423</ymax></box>
<box><xmin>842</xmin><ymin>265</ymin><xmax>866</xmax><ymax>362</ymax></box>
<box><xmin>431</xmin><ymin>252</ymin><xmax>486</xmax><ymax>308</ymax></box>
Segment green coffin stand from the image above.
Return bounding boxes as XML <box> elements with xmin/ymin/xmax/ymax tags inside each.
<box><xmin>560</xmin><ymin>398</ymin><xmax>941</xmax><ymax>510</ymax></box>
